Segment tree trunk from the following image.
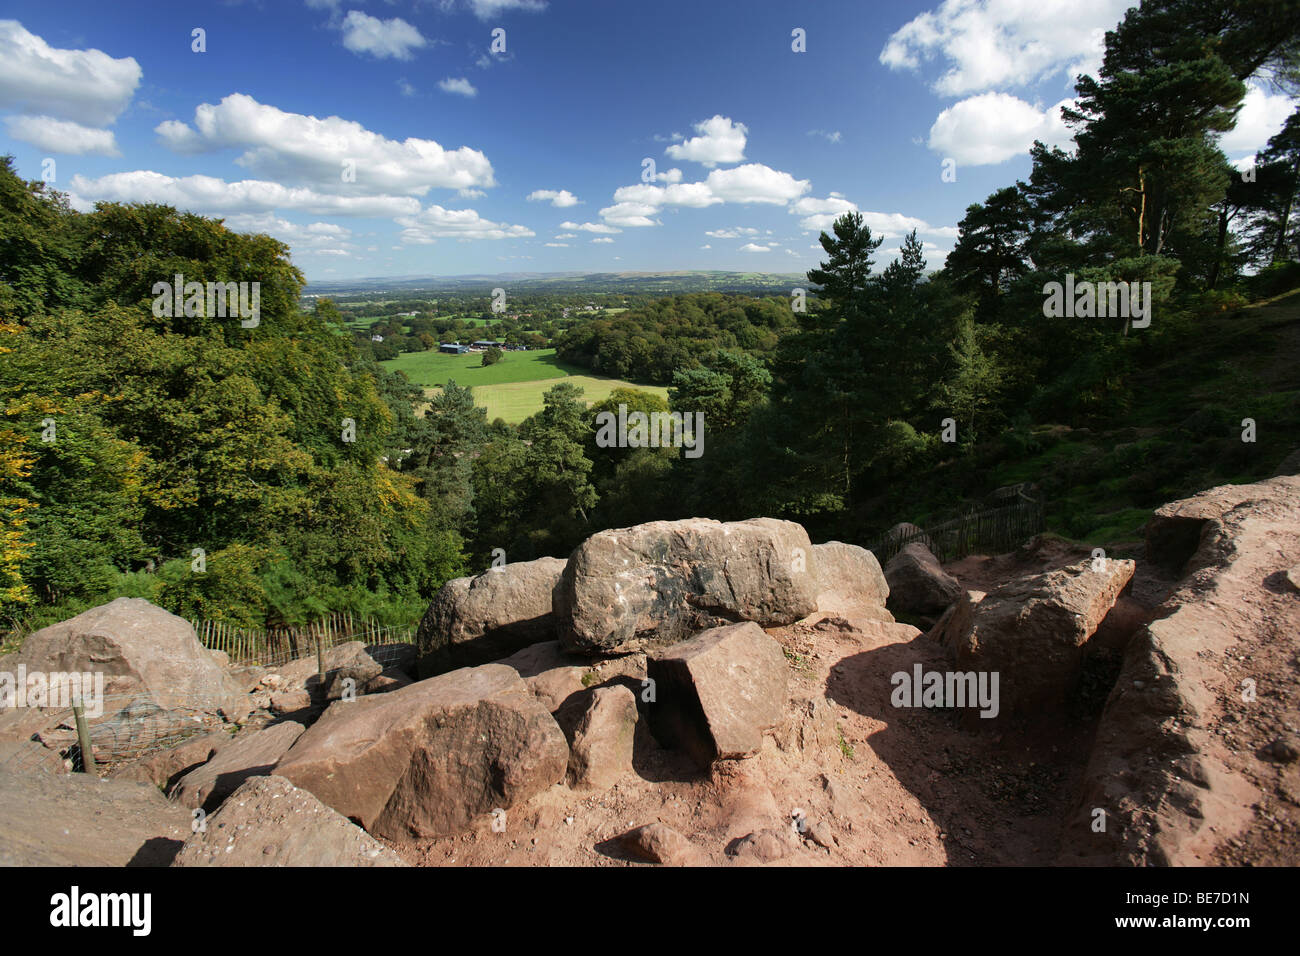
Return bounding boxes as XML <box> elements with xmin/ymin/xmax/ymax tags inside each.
<box><xmin>1137</xmin><ymin>167</ymin><xmax>1147</xmax><ymax>252</ymax></box>
<box><xmin>1273</xmin><ymin>171</ymin><xmax>1296</xmax><ymax>263</ymax></box>
<box><xmin>1209</xmin><ymin>203</ymin><xmax>1230</xmax><ymax>290</ymax></box>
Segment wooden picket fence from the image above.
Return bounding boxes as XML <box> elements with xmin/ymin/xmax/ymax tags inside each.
<box><xmin>869</xmin><ymin>486</ymin><xmax>1045</xmax><ymax>565</ymax></box>
<box><xmin>191</xmin><ymin>610</ymin><xmax>416</xmax><ymax>668</ymax></box>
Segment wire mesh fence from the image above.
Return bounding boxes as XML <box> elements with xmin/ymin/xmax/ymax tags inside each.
<box><xmin>0</xmin><ymin>613</ymin><xmax>420</xmax><ymax>779</ymax></box>
<box><xmin>0</xmin><ymin>691</ymin><xmax>230</xmax><ymax>777</ymax></box>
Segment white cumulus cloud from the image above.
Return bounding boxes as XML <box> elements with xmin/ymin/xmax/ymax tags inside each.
<box><xmin>397</xmin><ymin>204</ymin><xmax>534</xmax><ymax>242</ymax></box>
<box><xmin>69</xmin><ymin>170</ymin><xmax>423</xmax><ymax>218</ymax></box>
<box><xmin>560</xmin><ymin>220</ymin><xmax>621</xmax><ymax>234</ymax></box>
<box><xmin>790</xmin><ymin>195</ymin><xmax>957</xmax><ymax>241</ymax></box>
<box><xmin>4</xmin><ymin>115</ymin><xmax>119</xmax><ymax>155</ymax></box>
<box><xmin>665</xmin><ymin>115</ymin><xmax>748</xmax><ymax>167</ymax></box>
<box><xmin>704</xmin><ymin>163</ymin><xmax>810</xmax><ymax>204</ymax></box>
<box><xmin>928</xmin><ymin>92</ymin><xmax>1074</xmax><ymax>165</ymax></box>
<box><xmin>466</xmin><ymin>0</ymin><xmax>547</xmax><ymax>20</ymax></box>
<box><xmin>155</xmin><ymin>93</ymin><xmax>494</xmax><ymax>194</ymax></box>
<box><xmin>439</xmin><ymin>77</ymin><xmax>478</xmax><ymax>97</ymax></box>
<box><xmin>221</xmin><ymin>212</ymin><xmax>354</xmax><ymax>253</ymax></box>
<box><xmin>1219</xmin><ymin>84</ymin><xmax>1298</xmax><ymax>157</ymax></box>
<box><xmin>0</xmin><ymin>20</ymin><xmax>140</xmax><ymax>127</ymax></box>
<box><xmin>880</xmin><ymin>0</ymin><xmax>1131</xmax><ymax>96</ymax></box>
<box><xmin>341</xmin><ymin>11</ymin><xmax>427</xmax><ymax>61</ymax></box>
<box><xmin>527</xmin><ymin>188</ymin><xmax>580</xmax><ymax>207</ymax></box>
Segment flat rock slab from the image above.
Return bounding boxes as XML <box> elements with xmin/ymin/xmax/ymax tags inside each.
<box><xmin>274</xmin><ymin>663</ymin><xmax>568</xmax><ymax>841</ymax></box>
<box><xmin>555</xmin><ymin>517</ymin><xmax>819</xmax><ymax>654</ymax></box>
<box><xmin>647</xmin><ymin>621</ymin><xmax>789</xmax><ymax>766</ymax></box>
<box><xmin>171</xmin><ymin>721</ymin><xmax>305</xmax><ymax>812</ymax></box>
<box><xmin>0</xmin><ymin>769</ymin><xmax>190</xmax><ymax>866</ymax></box>
<box><xmin>172</xmin><ymin>775</ymin><xmax>407</xmax><ymax>867</ymax></box>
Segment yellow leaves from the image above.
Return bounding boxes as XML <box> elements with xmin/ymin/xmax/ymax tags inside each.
<box><xmin>0</xmin><ymin>319</ymin><xmax>24</xmax><ymax>379</ymax></box>
<box><xmin>0</xmin><ymin>494</ymin><xmax>35</xmax><ymax>607</ymax></box>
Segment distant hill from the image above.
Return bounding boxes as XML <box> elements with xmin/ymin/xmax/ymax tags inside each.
<box><xmin>303</xmin><ymin>270</ymin><xmax>808</xmax><ymax>297</ymax></box>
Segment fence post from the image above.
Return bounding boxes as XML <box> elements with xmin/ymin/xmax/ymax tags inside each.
<box><xmin>72</xmin><ymin>700</ymin><xmax>96</xmax><ymax>775</ymax></box>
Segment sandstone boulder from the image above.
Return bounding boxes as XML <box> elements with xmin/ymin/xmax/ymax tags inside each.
<box><xmin>171</xmin><ymin>720</ymin><xmax>305</xmax><ymax>812</ymax></box>
<box><xmin>813</xmin><ymin>540</ymin><xmax>889</xmax><ymax>610</ymax></box>
<box><xmin>172</xmin><ymin>775</ymin><xmax>407</xmax><ymax>867</ymax></box>
<box><xmin>568</xmin><ymin>684</ymin><xmax>638</xmax><ymax>790</ymax></box>
<box><xmin>416</xmin><ymin>557</ymin><xmax>566</xmax><ymax>672</ymax></box>
<box><xmin>363</xmin><ymin>668</ymin><xmax>414</xmax><ymax>695</ymax></box>
<box><xmin>885</xmin><ymin>521</ymin><xmax>933</xmax><ymax>553</ymax></box>
<box><xmin>941</xmin><ymin>559</ymin><xmax>1135</xmax><ymax>713</ymax></box>
<box><xmin>646</xmin><ymin>621</ymin><xmax>789</xmax><ymax>766</ymax></box>
<box><xmin>885</xmin><ymin>542</ymin><xmax>962</xmax><ymax>616</ymax></box>
<box><xmin>272</xmin><ymin>641</ymin><xmax>382</xmax><ymax>702</ymax></box>
<box><xmin>555</xmin><ymin>518</ymin><xmax>818</xmax><ymax>654</ymax></box>
<box><xmin>274</xmin><ymin>663</ymin><xmax>568</xmax><ymax>841</ymax></box>
<box><xmin>9</xmin><ymin>598</ymin><xmax>243</xmax><ymax>716</ymax></box>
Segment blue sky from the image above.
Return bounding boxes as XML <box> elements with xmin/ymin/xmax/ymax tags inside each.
<box><xmin>1</xmin><ymin>0</ymin><xmax>1294</xmax><ymax>283</ymax></box>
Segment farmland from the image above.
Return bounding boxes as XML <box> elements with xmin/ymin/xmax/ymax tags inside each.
<box><xmin>381</xmin><ymin>348</ymin><xmax>669</xmax><ymax>423</ymax></box>
<box><xmin>446</xmin><ymin>375</ymin><xmax>670</xmax><ymax>424</ymax></box>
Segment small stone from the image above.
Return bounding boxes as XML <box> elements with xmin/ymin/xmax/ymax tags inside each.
<box><xmin>728</xmin><ymin>828</ymin><xmax>792</xmax><ymax>863</ymax></box>
<box><xmin>1267</xmin><ymin>736</ymin><xmax>1299</xmax><ymax>763</ymax></box>
<box><xmin>620</xmin><ymin>823</ymin><xmax>699</xmax><ymax>865</ymax></box>
<box><xmin>804</xmin><ymin>819</ymin><xmax>835</xmax><ymax>849</ymax></box>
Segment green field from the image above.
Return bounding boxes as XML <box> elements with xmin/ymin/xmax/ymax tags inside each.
<box><xmin>383</xmin><ymin>348</ymin><xmax>584</xmax><ymax>386</ymax></box>
<box><xmin>383</xmin><ymin>348</ymin><xmax>669</xmax><ymax>423</ymax></box>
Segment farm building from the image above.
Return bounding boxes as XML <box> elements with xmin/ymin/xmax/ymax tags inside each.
<box><xmin>440</xmin><ymin>342</ymin><xmax>469</xmax><ymax>354</ymax></box>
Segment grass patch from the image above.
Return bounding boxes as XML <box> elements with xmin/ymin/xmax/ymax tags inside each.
<box><xmin>383</xmin><ymin>348</ymin><xmax>585</xmax><ymax>387</ymax></box>
<box><xmin>838</xmin><ymin>731</ymin><xmax>855</xmax><ymax>760</ymax></box>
